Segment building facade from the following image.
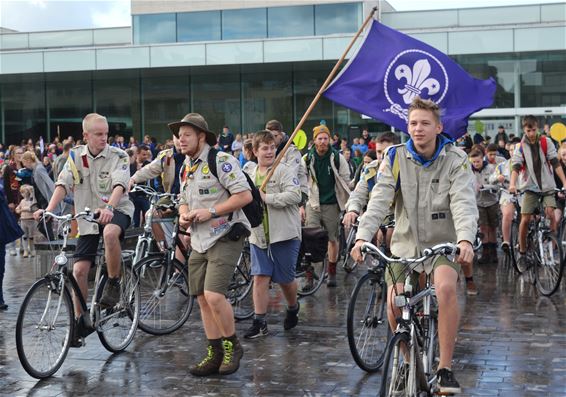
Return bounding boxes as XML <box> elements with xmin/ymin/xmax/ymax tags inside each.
<box><xmin>0</xmin><ymin>1</ymin><xmax>564</xmax><ymax>144</ymax></box>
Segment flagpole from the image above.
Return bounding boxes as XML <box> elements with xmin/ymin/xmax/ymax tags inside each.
<box><xmin>260</xmin><ymin>6</ymin><xmax>378</xmax><ymax>191</ymax></box>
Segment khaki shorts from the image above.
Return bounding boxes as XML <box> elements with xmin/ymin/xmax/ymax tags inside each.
<box><xmin>478</xmin><ymin>203</ymin><xmax>500</xmax><ymax>228</ymax></box>
<box><xmin>385</xmin><ymin>255</ymin><xmax>460</xmax><ymax>286</ymax></box>
<box><xmin>521</xmin><ymin>191</ymin><xmax>556</xmax><ymax>215</ymax></box>
<box><xmin>187</xmin><ymin>236</ymin><xmax>244</xmax><ymax>296</ymax></box>
<box><xmin>306</xmin><ymin>203</ymin><xmax>341</xmax><ymax>242</ymax></box>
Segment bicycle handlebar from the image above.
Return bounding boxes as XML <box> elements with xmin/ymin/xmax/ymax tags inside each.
<box><xmin>361</xmin><ymin>242</ymin><xmax>459</xmax><ymax>265</ymax></box>
<box><xmin>42</xmin><ymin>208</ymin><xmax>99</xmax><ymax>223</ymax></box>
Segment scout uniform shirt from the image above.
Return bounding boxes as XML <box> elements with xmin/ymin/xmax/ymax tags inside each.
<box><xmin>179</xmin><ymin>144</ymin><xmax>251</xmax><ymax>254</ymax></box>
<box><xmin>56</xmin><ymin>144</ymin><xmax>134</xmax><ymax>235</ymax></box>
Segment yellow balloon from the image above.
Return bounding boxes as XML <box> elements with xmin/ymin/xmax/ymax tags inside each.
<box><xmin>293</xmin><ymin>129</ymin><xmax>307</xmax><ymax>150</ymax></box>
<box><xmin>550</xmin><ymin>122</ymin><xmax>566</xmax><ymax>143</ymax></box>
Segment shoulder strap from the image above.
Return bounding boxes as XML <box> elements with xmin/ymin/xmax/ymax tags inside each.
<box><xmin>207</xmin><ymin>147</ymin><xmax>218</xmax><ymax>179</ymax></box>
<box><xmin>540</xmin><ymin>136</ymin><xmax>548</xmax><ymax>157</ymax></box>
<box><xmin>387</xmin><ymin>146</ymin><xmax>401</xmax><ymax>191</ymax></box>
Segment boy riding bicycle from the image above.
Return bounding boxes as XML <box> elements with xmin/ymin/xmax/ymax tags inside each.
<box><xmin>509</xmin><ymin>115</ymin><xmax>566</xmax><ymax>272</ymax></box>
<box><xmin>351</xmin><ymin>98</ymin><xmax>478</xmax><ymax>394</ymax></box>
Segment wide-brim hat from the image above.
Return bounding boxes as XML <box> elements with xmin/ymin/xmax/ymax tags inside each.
<box><xmin>168</xmin><ymin>113</ymin><xmax>217</xmax><ymax>146</ymax></box>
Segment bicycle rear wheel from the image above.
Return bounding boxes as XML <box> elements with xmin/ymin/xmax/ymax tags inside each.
<box><xmin>135</xmin><ymin>255</ymin><xmax>194</xmax><ymax>335</ymax></box>
<box><xmin>227</xmin><ymin>245</ymin><xmax>254</xmax><ymax>320</ymax></box>
<box><xmin>380</xmin><ymin>332</ymin><xmax>411</xmax><ymax>397</ymax></box>
<box><xmin>535</xmin><ymin>232</ymin><xmax>564</xmax><ymax>296</ymax></box>
<box><xmin>16</xmin><ymin>276</ymin><xmax>74</xmax><ymax>379</ymax></box>
<box><xmin>346</xmin><ymin>271</ymin><xmax>388</xmax><ymax>372</ymax></box>
<box><xmin>97</xmin><ymin>264</ymin><xmax>140</xmax><ymax>352</ymax></box>
<box><xmin>296</xmin><ymin>254</ymin><xmax>328</xmax><ymax>297</ymax></box>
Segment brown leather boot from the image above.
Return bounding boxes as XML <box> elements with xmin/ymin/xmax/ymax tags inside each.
<box><xmin>477</xmin><ymin>246</ymin><xmax>490</xmax><ymax>264</ymax></box>
<box><xmin>218</xmin><ymin>336</ymin><xmax>244</xmax><ymax>375</ymax></box>
<box><xmin>189</xmin><ymin>339</ymin><xmax>223</xmax><ymax>377</ymax></box>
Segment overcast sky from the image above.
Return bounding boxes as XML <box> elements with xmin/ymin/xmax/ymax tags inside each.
<box><xmin>0</xmin><ymin>0</ymin><xmax>564</xmax><ymax>32</ymax></box>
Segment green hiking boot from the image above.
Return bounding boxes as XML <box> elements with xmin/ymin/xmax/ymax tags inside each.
<box><xmin>189</xmin><ymin>342</ymin><xmax>223</xmax><ymax>377</ymax></box>
<box><xmin>218</xmin><ymin>338</ymin><xmax>244</xmax><ymax>375</ymax></box>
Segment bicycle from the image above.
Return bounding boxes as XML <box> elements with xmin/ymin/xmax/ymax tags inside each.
<box><xmin>133</xmin><ymin>213</ymin><xmax>194</xmax><ymax>335</ymax></box>
<box><xmin>296</xmin><ymin>227</ymin><xmax>329</xmax><ymax>297</ymax></box>
<box><xmin>346</xmin><ymin>222</ymin><xmax>392</xmax><ymax>373</ymax></box>
<box><xmin>362</xmin><ymin>242</ymin><xmax>459</xmax><ymax>397</ymax></box>
<box><xmin>129</xmin><ymin>184</ymin><xmax>178</xmax><ymax>265</ymax></box>
<box><xmin>16</xmin><ymin>209</ymin><xmax>140</xmax><ymax>379</ymax></box>
<box><xmin>518</xmin><ymin>189</ymin><xmax>564</xmax><ymax>296</ymax></box>
<box><xmin>226</xmin><ymin>239</ymin><xmax>254</xmax><ymax>321</ymax></box>
<box><xmin>341</xmin><ymin>219</ymin><xmax>359</xmax><ymax>273</ymax></box>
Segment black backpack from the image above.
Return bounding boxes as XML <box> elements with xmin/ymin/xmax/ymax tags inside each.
<box><xmin>207</xmin><ymin>148</ymin><xmax>264</xmax><ymax>228</ymax></box>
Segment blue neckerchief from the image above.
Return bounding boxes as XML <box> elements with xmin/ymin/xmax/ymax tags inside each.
<box><xmin>406</xmin><ymin>135</ymin><xmax>452</xmax><ymax>168</ymax></box>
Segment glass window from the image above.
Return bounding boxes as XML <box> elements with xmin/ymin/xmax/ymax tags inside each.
<box><xmin>519</xmin><ymin>51</ymin><xmax>566</xmax><ymax>108</ymax></box>
<box><xmin>242</xmin><ymin>69</ymin><xmax>293</xmax><ymax>133</ymax></box>
<box><xmin>177</xmin><ymin>11</ymin><xmax>221</xmax><ymax>42</ymax></box>
<box><xmin>315</xmin><ymin>2</ymin><xmax>362</xmax><ymax>36</ymax></box>
<box><xmin>142</xmin><ymin>69</ymin><xmax>190</xmax><ymax>143</ymax></box>
<box><xmin>94</xmin><ymin>71</ymin><xmax>141</xmax><ymax>139</ymax></box>
<box><xmin>268</xmin><ymin>6</ymin><xmax>314</xmax><ymax>38</ymax></box>
<box><xmin>191</xmin><ymin>68</ymin><xmax>241</xmax><ymax>135</ymax></box>
<box><xmin>47</xmin><ymin>72</ymin><xmax>93</xmax><ymax>142</ymax></box>
<box><xmin>133</xmin><ymin>13</ymin><xmax>176</xmax><ymax>44</ymax></box>
<box><xmin>222</xmin><ymin>8</ymin><xmax>267</xmax><ymax>40</ymax></box>
<box><xmin>1</xmin><ymin>77</ymin><xmax>46</xmax><ymax>145</ymax></box>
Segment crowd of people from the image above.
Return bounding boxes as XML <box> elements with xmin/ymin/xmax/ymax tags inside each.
<box><xmin>1</xmin><ymin>98</ymin><xmax>561</xmax><ymax>394</ymax></box>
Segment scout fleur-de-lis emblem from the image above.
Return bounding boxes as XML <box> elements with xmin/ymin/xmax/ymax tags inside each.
<box><xmin>395</xmin><ymin>59</ymin><xmax>440</xmax><ymax>104</ymax></box>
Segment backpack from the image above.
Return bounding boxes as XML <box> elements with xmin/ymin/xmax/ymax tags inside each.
<box><xmin>517</xmin><ymin>135</ymin><xmax>550</xmax><ymax>176</ymax></box>
<box><xmin>206</xmin><ymin>148</ymin><xmax>264</xmax><ymax>228</ymax></box>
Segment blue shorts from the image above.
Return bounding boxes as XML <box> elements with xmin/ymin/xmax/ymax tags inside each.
<box><xmin>250</xmin><ymin>239</ymin><xmax>301</xmax><ymax>284</ymax></box>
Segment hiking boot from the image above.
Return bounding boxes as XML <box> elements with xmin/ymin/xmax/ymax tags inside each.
<box><xmin>516</xmin><ymin>252</ymin><xmax>528</xmax><ymax>273</ymax></box>
<box><xmin>437</xmin><ymin>368</ymin><xmax>461</xmax><ymax>394</ymax></box>
<box><xmin>283</xmin><ymin>302</ymin><xmax>300</xmax><ymax>330</ymax></box>
<box><xmin>302</xmin><ymin>271</ymin><xmax>314</xmax><ymax>292</ymax></box>
<box><xmin>244</xmin><ymin>319</ymin><xmax>268</xmax><ymax>339</ymax></box>
<box><xmin>218</xmin><ymin>338</ymin><xmax>244</xmax><ymax>375</ymax></box>
<box><xmin>477</xmin><ymin>246</ymin><xmax>491</xmax><ymax>264</ymax></box>
<box><xmin>189</xmin><ymin>341</ymin><xmax>223</xmax><ymax>377</ymax></box>
<box><xmin>466</xmin><ymin>279</ymin><xmax>478</xmax><ymax>296</ymax></box>
<box><xmin>99</xmin><ymin>277</ymin><xmax>121</xmax><ymax>309</ymax></box>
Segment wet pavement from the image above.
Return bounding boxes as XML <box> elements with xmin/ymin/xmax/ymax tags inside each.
<box><xmin>1</xmin><ymin>251</ymin><xmax>565</xmax><ymax>397</ymax></box>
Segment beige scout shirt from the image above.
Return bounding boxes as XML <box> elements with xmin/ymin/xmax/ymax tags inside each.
<box><xmin>357</xmin><ymin>143</ymin><xmax>478</xmax><ymax>258</ymax></box>
<box><xmin>132</xmin><ymin>148</ymin><xmax>178</xmax><ymax>193</ymax></box>
<box><xmin>56</xmin><ymin>144</ymin><xmax>134</xmax><ymax>235</ymax></box>
<box><xmin>179</xmin><ymin>144</ymin><xmax>251</xmax><ymax>254</ymax></box>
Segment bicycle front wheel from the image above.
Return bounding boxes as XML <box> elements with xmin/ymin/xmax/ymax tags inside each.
<box><xmin>16</xmin><ymin>276</ymin><xmax>74</xmax><ymax>379</ymax></box>
<box><xmin>296</xmin><ymin>254</ymin><xmax>328</xmax><ymax>297</ymax></box>
<box><xmin>380</xmin><ymin>332</ymin><xmax>411</xmax><ymax>397</ymax></box>
<box><xmin>97</xmin><ymin>264</ymin><xmax>140</xmax><ymax>352</ymax></box>
<box><xmin>510</xmin><ymin>218</ymin><xmax>521</xmax><ymax>273</ymax></box>
<box><xmin>227</xmin><ymin>246</ymin><xmax>254</xmax><ymax>321</ymax></box>
<box><xmin>136</xmin><ymin>255</ymin><xmax>194</xmax><ymax>335</ymax></box>
<box><xmin>535</xmin><ymin>232</ymin><xmax>564</xmax><ymax>296</ymax></box>
<box><xmin>346</xmin><ymin>271</ymin><xmax>388</xmax><ymax>372</ymax></box>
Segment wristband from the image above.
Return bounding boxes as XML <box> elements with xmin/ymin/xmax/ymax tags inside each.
<box><xmin>105</xmin><ymin>204</ymin><xmax>114</xmax><ymax>212</ymax></box>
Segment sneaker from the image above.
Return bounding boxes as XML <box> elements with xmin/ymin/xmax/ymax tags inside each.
<box><xmin>0</xmin><ymin>303</ymin><xmax>7</xmax><ymax>311</ymax></box>
<box><xmin>244</xmin><ymin>319</ymin><xmax>268</xmax><ymax>339</ymax></box>
<box><xmin>9</xmin><ymin>248</ymin><xmax>16</xmax><ymax>256</ymax></box>
<box><xmin>283</xmin><ymin>302</ymin><xmax>300</xmax><ymax>330</ymax></box>
<box><xmin>516</xmin><ymin>252</ymin><xmax>528</xmax><ymax>273</ymax></box>
<box><xmin>465</xmin><ymin>280</ymin><xmax>478</xmax><ymax>296</ymax></box>
<box><xmin>99</xmin><ymin>277</ymin><xmax>121</xmax><ymax>309</ymax></box>
<box><xmin>218</xmin><ymin>338</ymin><xmax>244</xmax><ymax>375</ymax></box>
<box><xmin>189</xmin><ymin>343</ymin><xmax>223</xmax><ymax>377</ymax></box>
<box><xmin>437</xmin><ymin>368</ymin><xmax>461</xmax><ymax>394</ymax></box>
<box><xmin>23</xmin><ymin>251</ymin><xmax>29</xmax><ymax>258</ymax></box>
<box><xmin>501</xmin><ymin>241</ymin><xmax>510</xmax><ymax>253</ymax></box>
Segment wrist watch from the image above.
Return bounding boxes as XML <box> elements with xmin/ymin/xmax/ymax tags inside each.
<box><xmin>105</xmin><ymin>204</ymin><xmax>114</xmax><ymax>212</ymax></box>
<box><xmin>208</xmin><ymin>207</ymin><xmax>218</xmax><ymax>218</ymax></box>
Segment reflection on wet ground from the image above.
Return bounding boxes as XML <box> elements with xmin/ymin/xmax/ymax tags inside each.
<box><xmin>1</xmin><ymin>253</ymin><xmax>565</xmax><ymax>396</ymax></box>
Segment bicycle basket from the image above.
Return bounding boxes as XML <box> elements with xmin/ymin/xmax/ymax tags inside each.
<box><xmin>299</xmin><ymin>227</ymin><xmax>329</xmax><ymax>263</ymax></box>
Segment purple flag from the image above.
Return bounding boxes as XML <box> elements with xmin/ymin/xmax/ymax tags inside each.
<box><xmin>324</xmin><ymin>21</ymin><xmax>496</xmax><ymax>139</ymax></box>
